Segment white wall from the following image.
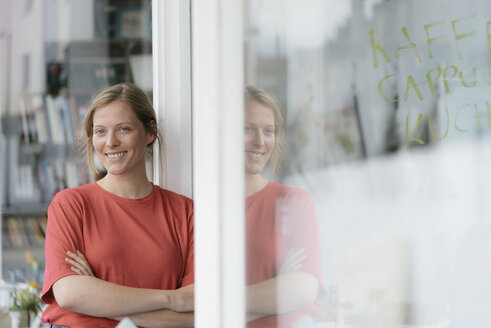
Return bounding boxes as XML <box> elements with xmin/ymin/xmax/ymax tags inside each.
<box><xmin>44</xmin><ymin>0</ymin><xmax>94</xmax><ymax>42</ymax></box>
<box><xmin>9</xmin><ymin>0</ymin><xmax>44</xmax><ymax>113</ymax></box>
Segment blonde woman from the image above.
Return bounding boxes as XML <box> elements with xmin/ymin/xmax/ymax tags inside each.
<box><xmin>41</xmin><ymin>83</ymin><xmax>194</xmax><ymax>328</ymax></box>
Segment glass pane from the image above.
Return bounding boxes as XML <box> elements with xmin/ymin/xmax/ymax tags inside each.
<box><xmin>0</xmin><ymin>0</ymin><xmax>152</xmax><ymax>286</ymax></box>
<box><xmin>244</xmin><ymin>0</ymin><xmax>491</xmax><ymax>327</ymax></box>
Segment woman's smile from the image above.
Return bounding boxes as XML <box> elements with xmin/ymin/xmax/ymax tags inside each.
<box><xmin>106</xmin><ymin>151</ymin><xmax>128</xmax><ymax>160</ymax></box>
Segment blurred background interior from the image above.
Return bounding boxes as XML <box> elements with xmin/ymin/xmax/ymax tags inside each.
<box><xmin>0</xmin><ymin>0</ymin><xmax>152</xmax><ymax>325</ymax></box>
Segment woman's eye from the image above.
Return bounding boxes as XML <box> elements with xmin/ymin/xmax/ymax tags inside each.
<box><xmin>245</xmin><ymin>126</ymin><xmax>255</xmax><ymax>133</ymax></box>
<box><xmin>94</xmin><ymin>129</ymin><xmax>105</xmax><ymax>136</ymax></box>
<box><xmin>264</xmin><ymin>128</ymin><xmax>274</xmax><ymax>136</ymax></box>
<box><xmin>120</xmin><ymin>127</ymin><xmax>130</xmax><ymax>132</ymax></box>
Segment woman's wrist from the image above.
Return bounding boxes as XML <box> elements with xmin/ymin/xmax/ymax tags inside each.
<box><xmin>157</xmin><ymin>289</ymin><xmax>174</xmax><ymax>310</ymax></box>
<box><xmin>166</xmin><ymin>285</ymin><xmax>194</xmax><ymax>312</ymax></box>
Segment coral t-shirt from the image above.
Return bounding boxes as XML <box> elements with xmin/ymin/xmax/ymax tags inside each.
<box><xmin>246</xmin><ymin>181</ymin><xmax>325</xmax><ymax>328</ymax></box>
<box><xmin>41</xmin><ymin>182</ymin><xmax>194</xmax><ymax>328</ymax></box>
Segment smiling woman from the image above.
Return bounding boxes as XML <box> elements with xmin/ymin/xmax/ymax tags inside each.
<box><xmin>40</xmin><ymin>83</ymin><xmax>195</xmax><ymax>328</ymax></box>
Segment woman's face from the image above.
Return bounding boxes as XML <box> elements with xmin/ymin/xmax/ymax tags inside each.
<box><xmin>244</xmin><ymin>101</ymin><xmax>276</xmax><ymax>176</ymax></box>
<box><xmin>92</xmin><ymin>101</ymin><xmax>154</xmax><ymax>177</ymax></box>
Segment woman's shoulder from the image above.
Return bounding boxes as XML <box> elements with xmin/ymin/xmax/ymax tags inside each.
<box><xmin>154</xmin><ymin>185</ymin><xmax>193</xmax><ymax>206</ymax></box>
<box><xmin>267</xmin><ymin>181</ymin><xmax>312</xmax><ymax>200</ymax></box>
<box><xmin>51</xmin><ymin>182</ymin><xmax>99</xmax><ymax>204</ymax></box>
<box><xmin>48</xmin><ymin>183</ymin><xmax>100</xmax><ymax>220</ymax></box>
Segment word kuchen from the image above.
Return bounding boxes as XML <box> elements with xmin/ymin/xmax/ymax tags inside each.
<box><xmin>405</xmin><ymin>101</ymin><xmax>491</xmax><ymax>149</ymax></box>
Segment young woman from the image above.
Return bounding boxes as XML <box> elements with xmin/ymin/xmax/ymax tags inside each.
<box><xmin>244</xmin><ymin>85</ymin><xmax>325</xmax><ymax>327</ymax></box>
<box><xmin>41</xmin><ymin>83</ymin><xmax>194</xmax><ymax>328</ymax></box>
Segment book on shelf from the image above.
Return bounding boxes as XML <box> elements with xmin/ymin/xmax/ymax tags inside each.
<box><xmin>37</xmin><ymin>216</ymin><xmax>47</xmax><ymax>239</ymax></box>
<box><xmin>41</xmin><ymin>94</ymin><xmax>85</xmax><ymax>145</ymax></box>
<box><xmin>5</xmin><ymin>217</ymin><xmax>24</xmax><ymax>248</ymax></box>
<box><xmin>37</xmin><ymin>158</ymin><xmax>89</xmax><ymax>199</ymax></box>
<box><xmin>26</xmin><ymin>101</ymin><xmax>38</xmax><ymax>144</ymax></box>
<box><xmin>2</xmin><ymin>216</ymin><xmax>47</xmax><ymax>249</ymax></box>
<box><xmin>3</xmin><ymin>218</ymin><xmax>14</xmax><ymax>248</ymax></box>
<box><xmin>38</xmin><ymin>159</ymin><xmax>65</xmax><ymax>199</ymax></box>
<box><xmin>16</xmin><ymin>218</ymin><xmax>31</xmax><ymax>247</ymax></box>
<box><xmin>2</xmin><ymin>222</ymin><xmax>12</xmax><ymax>248</ymax></box>
<box><xmin>19</xmin><ymin>95</ymin><xmax>48</xmax><ymax>145</ymax></box>
<box><xmin>70</xmin><ymin>95</ymin><xmax>81</xmax><ymax>140</ymax></box>
<box><xmin>45</xmin><ymin>95</ymin><xmax>66</xmax><ymax>144</ymax></box>
<box><xmin>33</xmin><ymin>95</ymin><xmax>50</xmax><ymax>143</ymax></box>
<box><xmin>19</xmin><ymin>98</ymin><xmax>31</xmax><ymax>145</ymax></box>
<box><xmin>8</xmin><ymin>136</ymin><xmax>42</xmax><ymax>204</ymax></box>
<box><xmin>26</xmin><ymin>217</ymin><xmax>46</xmax><ymax>246</ymax></box>
<box><xmin>18</xmin><ymin>96</ymin><xmax>41</xmax><ymax>145</ymax></box>
<box><xmin>58</xmin><ymin>96</ymin><xmax>75</xmax><ymax>143</ymax></box>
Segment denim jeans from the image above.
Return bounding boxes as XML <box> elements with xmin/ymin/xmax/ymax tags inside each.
<box><xmin>50</xmin><ymin>325</ymin><xmax>68</xmax><ymax>328</ymax></box>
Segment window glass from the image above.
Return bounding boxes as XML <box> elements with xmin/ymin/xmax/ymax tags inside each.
<box><xmin>244</xmin><ymin>0</ymin><xmax>491</xmax><ymax>327</ymax></box>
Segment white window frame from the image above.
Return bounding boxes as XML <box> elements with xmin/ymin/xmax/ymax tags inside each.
<box><xmin>192</xmin><ymin>1</ymin><xmax>246</xmax><ymax>327</ymax></box>
<box><xmin>153</xmin><ymin>0</ymin><xmax>245</xmax><ymax>327</ymax></box>
<box><xmin>152</xmin><ymin>0</ymin><xmax>193</xmax><ymax>197</ymax></box>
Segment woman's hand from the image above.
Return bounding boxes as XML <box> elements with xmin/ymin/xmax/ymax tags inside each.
<box><xmin>277</xmin><ymin>248</ymin><xmax>306</xmax><ymax>275</ymax></box>
<box><xmin>65</xmin><ymin>250</ymin><xmax>95</xmax><ymax>277</ymax></box>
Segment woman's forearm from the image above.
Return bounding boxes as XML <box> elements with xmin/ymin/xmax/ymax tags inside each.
<box><xmin>52</xmin><ymin>275</ymin><xmax>191</xmax><ymax>317</ymax></box>
<box><xmin>114</xmin><ymin>310</ymin><xmax>194</xmax><ymax>328</ymax></box>
<box><xmin>246</xmin><ymin>272</ymin><xmax>319</xmax><ymax>315</ymax></box>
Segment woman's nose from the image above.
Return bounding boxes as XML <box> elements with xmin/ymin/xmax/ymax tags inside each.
<box><xmin>252</xmin><ymin>132</ymin><xmax>264</xmax><ymax>146</ymax></box>
<box><xmin>105</xmin><ymin>131</ymin><xmax>120</xmax><ymax>146</ymax></box>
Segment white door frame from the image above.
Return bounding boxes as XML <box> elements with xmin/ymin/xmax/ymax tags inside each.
<box><xmin>192</xmin><ymin>0</ymin><xmax>245</xmax><ymax>326</ymax></box>
<box><xmin>153</xmin><ymin>0</ymin><xmax>246</xmax><ymax>327</ymax></box>
<box><xmin>152</xmin><ymin>0</ymin><xmax>193</xmax><ymax>198</ymax></box>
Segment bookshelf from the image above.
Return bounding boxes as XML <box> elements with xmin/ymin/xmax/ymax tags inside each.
<box><xmin>1</xmin><ymin>95</ymin><xmax>90</xmax><ymax>284</ymax></box>
<box><xmin>2</xmin><ymin>214</ymin><xmax>46</xmax><ymax>283</ymax></box>
<box><xmin>1</xmin><ymin>0</ymin><xmax>153</xmax><ymax>286</ymax></box>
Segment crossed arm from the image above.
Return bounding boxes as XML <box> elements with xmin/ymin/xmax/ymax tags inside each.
<box><xmin>244</xmin><ymin>248</ymin><xmax>320</xmax><ymax>322</ymax></box>
<box><xmin>54</xmin><ymin>251</ymin><xmax>194</xmax><ymax>328</ymax></box>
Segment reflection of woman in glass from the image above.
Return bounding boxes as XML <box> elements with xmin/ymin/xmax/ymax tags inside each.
<box><xmin>41</xmin><ymin>83</ymin><xmax>194</xmax><ymax>327</ymax></box>
<box><xmin>244</xmin><ymin>86</ymin><xmax>324</xmax><ymax>327</ymax></box>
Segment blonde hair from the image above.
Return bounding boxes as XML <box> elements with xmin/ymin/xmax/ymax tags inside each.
<box><xmin>83</xmin><ymin>83</ymin><xmax>161</xmax><ymax>174</ymax></box>
<box><xmin>244</xmin><ymin>85</ymin><xmax>284</xmax><ymax>171</ymax></box>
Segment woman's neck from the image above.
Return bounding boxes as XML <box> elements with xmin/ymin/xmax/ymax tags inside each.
<box><xmin>97</xmin><ymin>172</ymin><xmax>152</xmax><ymax>199</ymax></box>
<box><xmin>245</xmin><ymin>174</ymin><xmax>269</xmax><ymax>197</ymax></box>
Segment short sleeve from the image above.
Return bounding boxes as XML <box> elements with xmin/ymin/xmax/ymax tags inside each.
<box><xmin>180</xmin><ymin>199</ymin><xmax>194</xmax><ymax>287</ymax></box>
<box><xmin>42</xmin><ymin>190</ymin><xmax>85</xmax><ymax>304</ymax></box>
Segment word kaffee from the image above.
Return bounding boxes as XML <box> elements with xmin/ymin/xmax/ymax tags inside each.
<box><xmin>369</xmin><ymin>14</ymin><xmax>491</xmax><ymax>102</ymax></box>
